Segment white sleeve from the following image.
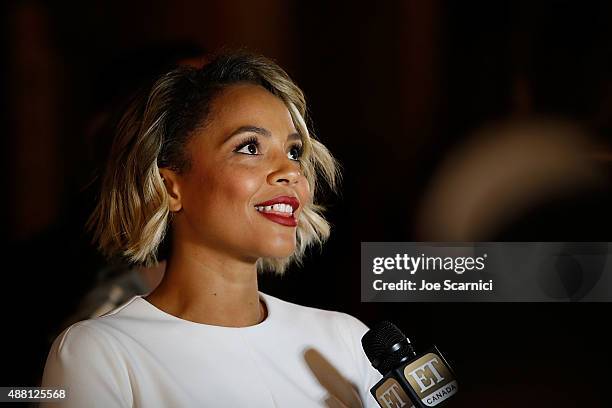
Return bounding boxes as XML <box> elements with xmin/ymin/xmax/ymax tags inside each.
<box><xmin>336</xmin><ymin>313</ymin><xmax>383</xmax><ymax>408</ymax></box>
<box><xmin>40</xmin><ymin>322</ymin><xmax>133</xmax><ymax>408</ymax></box>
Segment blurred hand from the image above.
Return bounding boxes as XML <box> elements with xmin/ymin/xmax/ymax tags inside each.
<box><xmin>304</xmin><ymin>348</ymin><xmax>364</xmax><ymax>408</ymax></box>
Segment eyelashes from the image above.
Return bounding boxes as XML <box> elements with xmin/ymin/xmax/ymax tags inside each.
<box><xmin>234</xmin><ymin>136</ymin><xmax>260</xmax><ymax>155</ymax></box>
<box><xmin>287</xmin><ymin>144</ymin><xmax>303</xmax><ymax>161</ymax></box>
<box><xmin>233</xmin><ymin>136</ymin><xmax>303</xmax><ymax>161</ymax></box>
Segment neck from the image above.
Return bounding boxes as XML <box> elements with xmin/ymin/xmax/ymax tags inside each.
<box><xmin>144</xmin><ymin>240</ymin><xmax>265</xmax><ymax>327</ymax></box>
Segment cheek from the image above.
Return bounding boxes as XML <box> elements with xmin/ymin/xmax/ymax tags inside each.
<box><xmin>208</xmin><ymin>166</ymin><xmax>261</xmax><ymax>210</ymax></box>
<box><xmin>296</xmin><ymin>177</ymin><xmax>312</xmax><ymax>205</ymax></box>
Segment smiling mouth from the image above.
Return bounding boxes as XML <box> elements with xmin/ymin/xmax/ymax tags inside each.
<box><xmin>254</xmin><ymin>196</ymin><xmax>300</xmax><ymax>227</ymax></box>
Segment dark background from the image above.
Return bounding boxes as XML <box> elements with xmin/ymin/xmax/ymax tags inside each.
<box><xmin>3</xmin><ymin>0</ymin><xmax>612</xmax><ymax>406</ymax></box>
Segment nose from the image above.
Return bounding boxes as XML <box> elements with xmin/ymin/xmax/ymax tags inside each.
<box><xmin>267</xmin><ymin>153</ymin><xmax>302</xmax><ymax>186</ymax></box>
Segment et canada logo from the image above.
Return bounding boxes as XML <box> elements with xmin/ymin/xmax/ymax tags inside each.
<box><xmin>404</xmin><ymin>354</ymin><xmax>457</xmax><ymax>406</ymax></box>
<box><xmin>374</xmin><ymin>353</ymin><xmax>458</xmax><ymax>408</ymax></box>
<box><xmin>376</xmin><ymin>378</ymin><xmax>414</xmax><ymax>408</ymax></box>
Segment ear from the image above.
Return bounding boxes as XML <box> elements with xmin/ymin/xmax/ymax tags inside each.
<box><xmin>159</xmin><ymin>168</ymin><xmax>183</xmax><ymax>212</ymax></box>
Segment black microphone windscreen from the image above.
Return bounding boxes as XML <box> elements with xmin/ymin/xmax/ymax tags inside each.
<box><xmin>361</xmin><ymin>321</ymin><xmax>415</xmax><ymax>375</ymax></box>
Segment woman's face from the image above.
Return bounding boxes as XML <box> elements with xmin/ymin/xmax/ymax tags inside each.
<box><xmin>167</xmin><ymin>83</ymin><xmax>310</xmax><ymax>261</ymax></box>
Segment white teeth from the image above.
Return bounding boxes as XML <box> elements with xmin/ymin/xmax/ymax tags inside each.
<box><xmin>255</xmin><ymin>203</ymin><xmax>294</xmax><ymax>214</ymax></box>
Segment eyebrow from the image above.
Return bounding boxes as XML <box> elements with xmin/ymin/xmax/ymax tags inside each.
<box><xmin>225</xmin><ymin>125</ymin><xmax>301</xmax><ymax>143</ymax></box>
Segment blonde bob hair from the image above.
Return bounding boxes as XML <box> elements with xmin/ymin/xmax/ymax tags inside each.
<box><xmin>89</xmin><ymin>51</ymin><xmax>340</xmax><ymax>274</ymax></box>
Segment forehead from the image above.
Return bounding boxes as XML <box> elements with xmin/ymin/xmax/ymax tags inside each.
<box><xmin>208</xmin><ymin>83</ymin><xmax>296</xmax><ymax>133</ymax></box>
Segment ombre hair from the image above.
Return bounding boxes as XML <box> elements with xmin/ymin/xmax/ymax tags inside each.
<box><xmin>88</xmin><ymin>51</ymin><xmax>340</xmax><ymax>274</ymax></box>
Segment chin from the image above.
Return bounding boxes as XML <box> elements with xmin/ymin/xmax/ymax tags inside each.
<box><xmin>266</xmin><ymin>247</ymin><xmax>296</xmax><ymax>259</ymax></box>
<box><xmin>259</xmin><ymin>239</ymin><xmax>296</xmax><ymax>258</ymax></box>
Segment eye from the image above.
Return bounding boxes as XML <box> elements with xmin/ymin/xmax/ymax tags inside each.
<box><xmin>288</xmin><ymin>144</ymin><xmax>303</xmax><ymax>161</ymax></box>
<box><xmin>234</xmin><ymin>136</ymin><xmax>260</xmax><ymax>156</ymax></box>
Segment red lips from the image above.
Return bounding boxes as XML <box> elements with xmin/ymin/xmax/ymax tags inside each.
<box><xmin>254</xmin><ymin>195</ymin><xmax>300</xmax><ymax>227</ymax></box>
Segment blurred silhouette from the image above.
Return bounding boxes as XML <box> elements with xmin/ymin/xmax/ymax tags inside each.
<box><xmin>56</xmin><ymin>43</ymin><xmax>209</xmax><ymax>326</ymax></box>
<box><xmin>415</xmin><ymin>118</ymin><xmax>610</xmax><ymax>241</ymax></box>
<box><xmin>6</xmin><ymin>42</ymin><xmax>209</xmax><ymax>387</ymax></box>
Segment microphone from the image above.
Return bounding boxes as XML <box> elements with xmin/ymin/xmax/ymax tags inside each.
<box><xmin>361</xmin><ymin>321</ymin><xmax>458</xmax><ymax>408</ymax></box>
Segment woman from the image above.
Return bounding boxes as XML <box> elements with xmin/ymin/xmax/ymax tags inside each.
<box><xmin>41</xmin><ymin>52</ymin><xmax>381</xmax><ymax>407</ymax></box>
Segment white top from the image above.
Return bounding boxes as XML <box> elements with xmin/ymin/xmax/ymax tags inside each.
<box><xmin>41</xmin><ymin>292</ymin><xmax>382</xmax><ymax>407</ymax></box>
